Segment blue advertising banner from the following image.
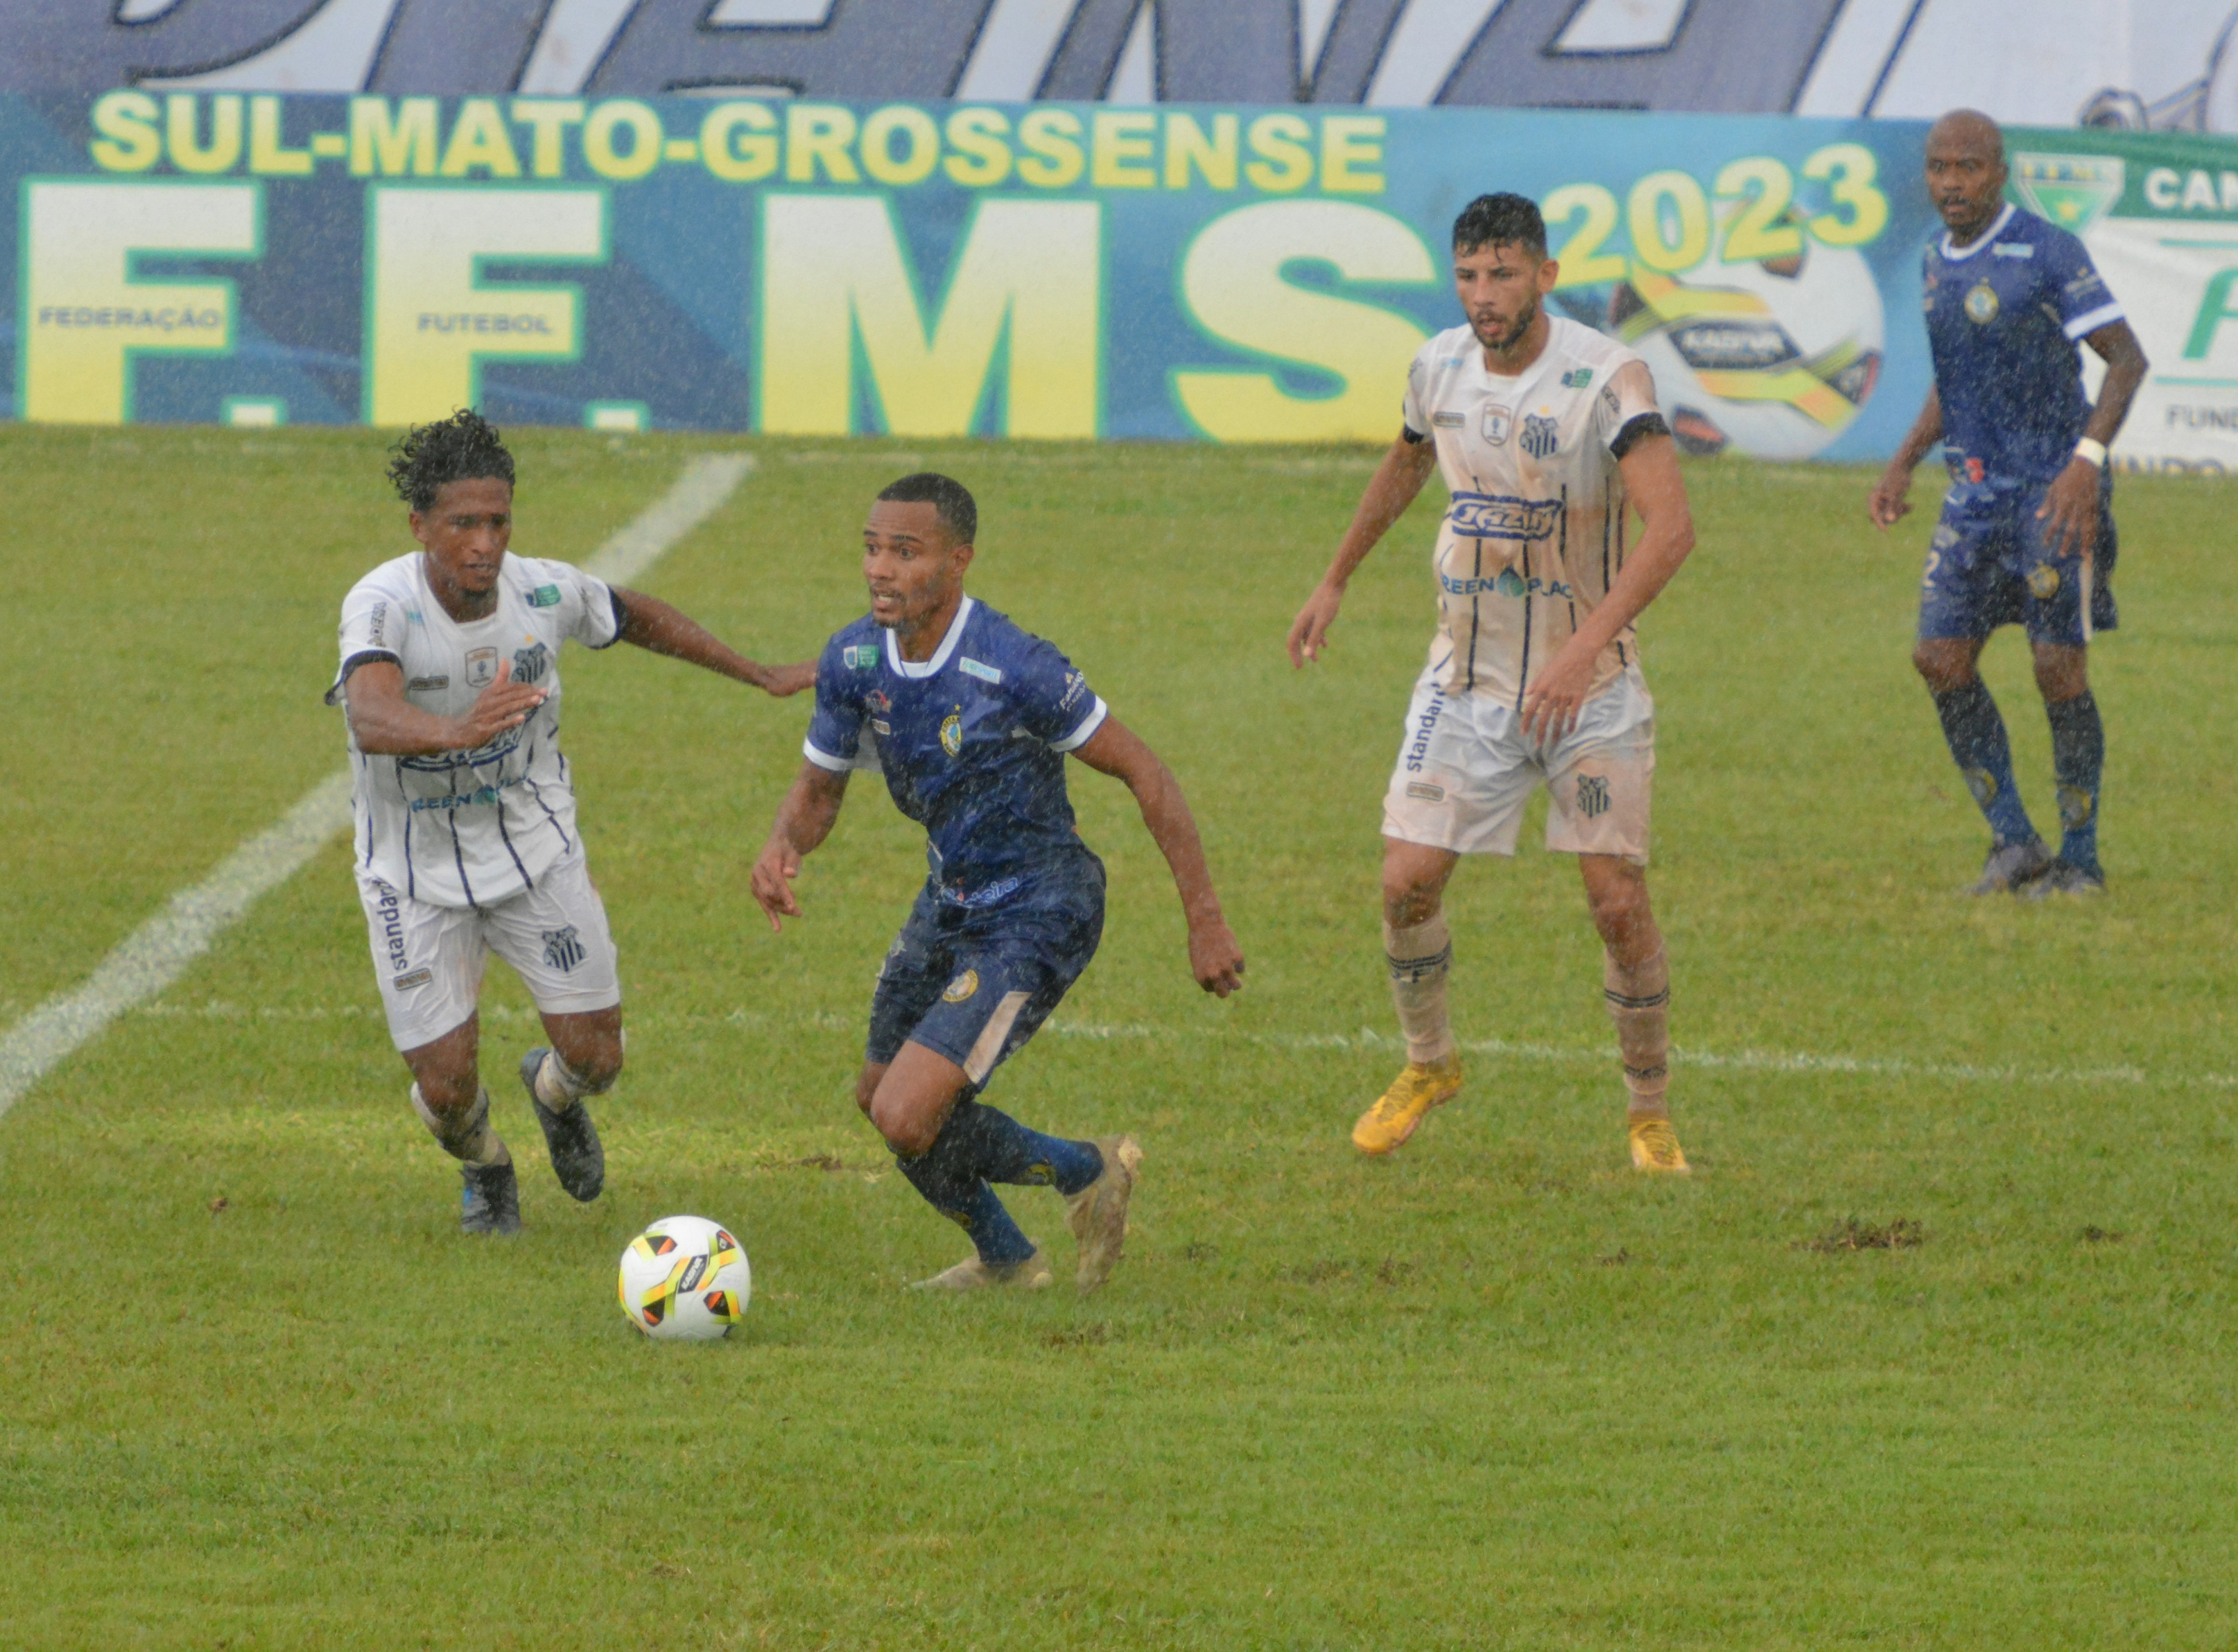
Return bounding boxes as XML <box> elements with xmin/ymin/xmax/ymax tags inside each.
<box><xmin>4</xmin><ymin>91</ymin><xmax>2229</xmax><ymax>467</ymax></box>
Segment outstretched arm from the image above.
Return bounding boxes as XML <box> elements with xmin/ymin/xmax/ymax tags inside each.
<box><xmin>1520</xmin><ymin>432</ymin><xmax>1696</xmax><ymax>741</ymax></box>
<box><xmin>1288</xmin><ymin>432</ymin><xmax>1439</xmax><ymax>667</ymax></box>
<box><xmin>1869</xmin><ymin>386</ymin><xmax>1945</xmax><ymax>528</ymax></box>
<box><xmin>611</xmin><ymin>586</ymin><xmax>815</xmax><ymax>696</ymax></box>
<box><xmin>749</xmin><ymin>761</ymin><xmax>850</xmax><ymax>932</ymax></box>
<box><xmin>342</xmin><ymin>657</ymin><xmax>546</xmax><ymax>755</ymax></box>
<box><xmin>1069</xmin><ymin>717</ymin><xmax>1244</xmax><ymax>997</ymax></box>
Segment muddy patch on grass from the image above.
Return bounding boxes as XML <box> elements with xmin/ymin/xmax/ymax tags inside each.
<box><xmin>1798</xmin><ymin>1217</ymin><xmax>1924</xmax><ymax>1253</ymax></box>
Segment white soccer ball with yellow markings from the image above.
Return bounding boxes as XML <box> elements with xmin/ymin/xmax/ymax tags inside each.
<box><xmin>618</xmin><ymin>1215</ymin><xmax>751</xmax><ymax>1341</ymax></box>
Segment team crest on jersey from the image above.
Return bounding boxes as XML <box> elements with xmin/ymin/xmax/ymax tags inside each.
<box><xmin>844</xmin><ymin>644</ymin><xmax>879</xmax><ymax>670</ymax></box>
<box><xmin>943</xmin><ymin>969</ymin><xmax>979</xmax><ymax>1002</ymax></box>
<box><xmin>1576</xmin><ymin>774</ymin><xmax>1611</xmax><ymax>819</ymax></box>
<box><xmin>511</xmin><ymin>641</ymin><xmax>549</xmax><ymax>686</ymax></box>
<box><xmin>1481</xmin><ymin>403</ymin><xmax>1512</xmax><ymax>445</ymax></box>
<box><xmin>542</xmin><ymin>926</ymin><xmax>585</xmax><ymax>973</ymax></box>
<box><xmin>940</xmin><ymin>713</ymin><xmax>963</xmax><ymax>757</ymax></box>
<box><xmin>1964</xmin><ymin>282</ymin><xmax>2000</xmax><ymax>324</ymax></box>
<box><xmin>2027</xmin><ymin>562</ymin><xmax>2062</xmax><ymax>599</ymax></box>
<box><xmin>464</xmin><ymin>647</ymin><xmax>499</xmax><ymax>689</ymax></box>
<box><xmin>1520</xmin><ymin>414</ymin><xmax>1560</xmax><ymax>459</ymax></box>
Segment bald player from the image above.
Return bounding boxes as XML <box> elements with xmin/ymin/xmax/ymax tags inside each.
<box><xmin>1870</xmin><ymin>110</ymin><xmax>2147</xmax><ymax>897</ymax></box>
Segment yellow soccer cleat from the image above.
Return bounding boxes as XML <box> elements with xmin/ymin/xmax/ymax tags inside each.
<box><xmin>1628</xmin><ymin>1115</ymin><xmax>1690</xmax><ymax>1175</ymax></box>
<box><xmin>1352</xmin><ymin>1053</ymin><xmax>1464</xmax><ymax>1155</ymax></box>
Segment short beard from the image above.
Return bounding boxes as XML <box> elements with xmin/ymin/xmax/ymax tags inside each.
<box><xmin>1474</xmin><ymin>291</ymin><xmax>1540</xmax><ymax>354</ymax></box>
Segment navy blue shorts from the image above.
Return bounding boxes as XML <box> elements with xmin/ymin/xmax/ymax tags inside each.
<box><xmin>1918</xmin><ymin>472</ymin><xmax>2118</xmax><ymax>647</ymax></box>
<box><xmin>866</xmin><ymin>858</ymin><xmax>1105</xmax><ymax>1092</ymax></box>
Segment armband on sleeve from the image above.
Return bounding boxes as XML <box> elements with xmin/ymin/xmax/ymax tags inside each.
<box><xmin>1610</xmin><ymin>412</ymin><xmax>1672</xmax><ymax>460</ymax></box>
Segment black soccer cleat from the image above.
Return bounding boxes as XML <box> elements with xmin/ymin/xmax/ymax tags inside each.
<box><xmin>460</xmin><ymin>1160</ymin><xmax>521</xmax><ymax>1234</ymax></box>
<box><xmin>1966</xmin><ymin>838</ymin><xmax>2052</xmax><ymax>896</ymax></box>
<box><xmin>519</xmin><ymin>1047</ymin><xmax>605</xmax><ymax>1203</ymax></box>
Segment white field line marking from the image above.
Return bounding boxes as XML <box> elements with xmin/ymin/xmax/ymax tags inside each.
<box><xmin>0</xmin><ymin>454</ymin><xmax>756</xmax><ymax>1120</ymax></box>
<box><xmin>100</xmin><ymin>1000</ymin><xmax>2238</xmax><ymax>1094</ymax></box>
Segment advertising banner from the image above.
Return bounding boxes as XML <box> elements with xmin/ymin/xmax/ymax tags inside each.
<box><xmin>5</xmin><ymin>89</ymin><xmax>2238</xmax><ymax>469</ymax></box>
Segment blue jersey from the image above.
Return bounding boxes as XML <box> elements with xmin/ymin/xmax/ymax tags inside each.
<box><xmin>803</xmin><ymin>597</ymin><xmax>1109</xmax><ymax>905</ymax></box>
<box><xmin>1923</xmin><ymin>203</ymin><xmax>2124</xmax><ymax>486</ymax></box>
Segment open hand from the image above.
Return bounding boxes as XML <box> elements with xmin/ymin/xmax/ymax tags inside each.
<box><xmin>749</xmin><ymin>837</ymin><xmax>804</xmax><ymax>932</ymax></box>
<box><xmin>1287</xmin><ymin>582</ymin><xmax>1345</xmax><ymax>668</ymax></box>
<box><xmin>452</xmin><ymin>659</ymin><xmax>546</xmax><ymax>748</ymax></box>
<box><xmin>2035</xmin><ymin>457</ymin><xmax>2101</xmax><ymax>560</ymax></box>
<box><xmin>1187</xmin><ymin>915</ymin><xmax>1246</xmax><ymax>998</ymax></box>
<box><xmin>1520</xmin><ymin>635</ymin><xmax>1598</xmax><ymax>742</ymax></box>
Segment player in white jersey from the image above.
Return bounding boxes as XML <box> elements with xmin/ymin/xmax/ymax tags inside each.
<box><xmin>1287</xmin><ymin>193</ymin><xmax>1699</xmax><ymax>1173</ymax></box>
<box><xmin>328</xmin><ymin>412</ymin><xmax>810</xmax><ymax>1233</ymax></box>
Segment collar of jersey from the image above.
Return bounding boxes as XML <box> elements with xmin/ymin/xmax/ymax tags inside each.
<box><xmin>1939</xmin><ymin>202</ymin><xmax>2015</xmax><ymax>263</ymax></box>
<box><xmin>883</xmin><ymin>595</ymin><xmax>975</xmax><ymax>679</ymax></box>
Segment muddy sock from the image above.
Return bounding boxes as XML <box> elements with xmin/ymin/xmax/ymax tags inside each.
<box><xmin>1385</xmin><ymin>914</ymin><xmax>1456</xmax><ymax>1065</ymax></box>
<box><xmin>1603</xmin><ymin>946</ymin><xmax>1670</xmax><ymax>1121</ymax></box>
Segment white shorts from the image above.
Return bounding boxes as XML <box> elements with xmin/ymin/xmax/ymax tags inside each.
<box><xmin>355</xmin><ymin>846</ymin><xmax>622</xmax><ymax>1052</ymax></box>
<box><xmin>1381</xmin><ymin>662</ymin><xmax>1655</xmax><ymax>862</ymax></box>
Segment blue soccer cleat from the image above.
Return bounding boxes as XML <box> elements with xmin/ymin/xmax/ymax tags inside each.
<box><xmin>519</xmin><ymin>1047</ymin><xmax>605</xmax><ymax>1203</ymax></box>
<box><xmin>460</xmin><ymin>1160</ymin><xmax>521</xmax><ymax>1234</ymax></box>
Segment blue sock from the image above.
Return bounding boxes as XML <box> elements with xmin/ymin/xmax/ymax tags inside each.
<box><xmin>2045</xmin><ymin>691</ymin><xmax>2104</xmax><ymax>874</ymax></box>
<box><xmin>893</xmin><ymin>1121</ymin><xmax>1036</xmax><ymax>1267</ymax></box>
<box><xmin>948</xmin><ymin>1101</ymin><xmax>1104</xmax><ymax>1197</ymax></box>
<box><xmin>1933</xmin><ymin>681</ymin><xmax>2037</xmax><ymax>846</ymax></box>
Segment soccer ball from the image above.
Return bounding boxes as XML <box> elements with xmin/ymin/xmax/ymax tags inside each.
<box><xmin>1563</xmin><ymin>202</ymin><xmax>1885</xmax><ymax>461</ymax></box>
<box><xmin>617</xmin><ymin>1215</ymin><xmax>751</xmax><ymax>1341</ymax></box>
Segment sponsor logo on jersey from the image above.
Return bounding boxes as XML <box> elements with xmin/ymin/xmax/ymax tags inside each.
<box><xmin>465</xmin><ymin>646</ymin><xmax>499</xmax><ymax>689</ymax></box>
<box><xmin>406</xmin><ymin>675</ymin><xmax>449</xmax><ymax>691</ymax></box>
<box><xmin>1520</xmin><ymin>413</ymin><xmax>1559</xmax><ymax>458</ymax></box>
<box><xmin>1964</xmin><ymin>282</ymin><xmax>2000</xmax><ymax>324</ymax></box>
<box><xmin>1992</xmin><ymin>243</ymin><xmax>2034</xmax><ymax>258</ymax></box>
<box><xmin>1059</xmin><ymin>671</ymin><xmax>1086</xmax><ymax>710</ymax></box>
<box><xmin>1403</xmin><ymin>687</ymin><xmax>1445</xmax><ymax>772</ymax></box>
<box><xmin>943</xmin><ymin>969</ymin><xmax>980</xmax><ymax>1002</ymax></box>
<box><xmin>511</xmin><ymin>641</ymin><xmax>550</xmax><ymax>686</ymax></box>
<box><xmin>391</xmin><ymin>967</ymin><xmax>432</xmax><ymax>991</ymax></box>
<box><xmin>542</xmin><ymin>926</ymin><xmax>586</xmax><ymax>973</ymax></box>
<box><xmin>529</xmin><ymin>584</ymin><xmax>562</xmax><ymax>607</ymax></box>
<box><xmin>940</xmin><ymin>713</ymin><xmax>963</xmax><ymax>757</ymax></box>
<box><xmin>959</xmin><ymin>656</ymin><xmax>1004</xmax><ymax>684</ymax></box>
<box><xmin>373</xmin><ymin>881</ymin><xmax>408</xmax><ymax>977</ymax></box>
<box><xmin>1561</xmin><ymin>367</ymin><xmax>1594</xmax><ymax>388</ymax></box>
<box><xmin>1432</xmin><ymin>410</ymin><xmax>1464</xmax><ymax>428</ymax></box>
<box><xmin>844</xmin><ymin>644</ymin><xmax>879</xmax><ymax>670</ymax></box>
<box><xmin>410</xmin><ymin>784</ymin><xmax>504</xmax><ymax>811</ymax></box>
<box><xmin>1576</xmin><ymin>774</ymin><xmax>1611</xmax><ymax>818</ymax></box>
<box><xmin>1440</xmin><ymin>568</ymin><xmax>1572</xmax><ymax>599</ymax></box>
<box><xmin>1447</xmin><ymin>492</ymin><xmax>1562</xmax><ymax>542</ymax></box>
<box><xmin>367</xmin><ymin>600</ymin><xmax>389</xmax><ymax>645</ymax></box>
<box><xmin>1404</xmin><ymin>780</ymin><xmax>1445</xmax><ymax>802</ymax></box>
<box><xmin>1481</xmin><ymin>403</ymin><xmax>1512</xmax><ymax>444</ymax></box>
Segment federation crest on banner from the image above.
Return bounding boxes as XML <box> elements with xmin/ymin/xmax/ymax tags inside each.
<box><xmin>2013</xmin><ymin>154</ymin><xmax>2126</xmax><ymax>235</ymax></box>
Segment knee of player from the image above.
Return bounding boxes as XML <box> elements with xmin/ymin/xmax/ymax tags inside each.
<box><xmin>1381</xmin><ymin>878</ymin><xmax>1442</xmax><ymax>928</ymax></box>
<box><xmin>870</xmin><ymin>1096</ymin><xmax>940</xmax><ymax>1157</ymax></box>
<box><xmin>2033</xmin><ymin>648</ymin><xmax>2089</xmax><ymax>702</ymax></box>
<box><xmin>1588</xmin><ymin>883</ymin><xmax>1651</xmax><ymax>947</ymax></box>
<box><xmin>413</xmin><ymin>1066</ymin><xmax>480</xmax><ymax>1115</ymax></box>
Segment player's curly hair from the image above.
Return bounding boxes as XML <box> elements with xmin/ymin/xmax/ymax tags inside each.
<box><xmin>1453</xmin><ymin>192</ymin><xmax>1546</xmax><ymax>259</ymax></box>
<box><xmin>878</xmin><ymin>471</ymin><xmax>977</xmax><ymax>545</ymax></box>
<box><xmin>386</xmin><ymin>408</ymin><xmax>516</xmax><ymax>511</ymax></box>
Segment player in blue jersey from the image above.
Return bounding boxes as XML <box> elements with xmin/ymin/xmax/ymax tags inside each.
<box><xmin>750</xmin><ymin>473</ymin><xmax>1245</xmax><ymax>1293</ymax></box>
<box><xmin>1870</xmin><ymin>110</ymin><xmax>2147</xmax><ymax>896</ymax></box>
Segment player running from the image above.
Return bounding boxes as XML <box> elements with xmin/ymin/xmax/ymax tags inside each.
<box><xmin>1870</xmin><ymin>109</ymin><xmax>2147</xmax><ymax>897</ymax></box>
<box><xmin>329</xmin><ymin>411</ymin><xmax>810</xmax><ymax>1233</ymax></box>
<box><xmin>1287</xmin><ymin>193</ymin><xmax>1697</xmax><ymax>1171</ymax></box>
<box><xmin>751</xmin><ymin>472</ymin><xmax>1244</xmax><ymax>1293</ymax></box>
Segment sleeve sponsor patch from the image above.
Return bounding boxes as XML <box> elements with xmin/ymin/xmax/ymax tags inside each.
<box><xmin>959</xmin><ymin>656</ymin><xmax>1004</xmax><ymax>684</ymax></box>
<box><xmin>529</xmin><ymin>584</ymin><xmax>562</xmax><ymax>607</ymax></box>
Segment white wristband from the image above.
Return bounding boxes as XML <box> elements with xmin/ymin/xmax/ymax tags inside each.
<box><xmin>2074</xmin><ymin>437</ymin><xmax>2107</xmax><ymax>469</ymax></box>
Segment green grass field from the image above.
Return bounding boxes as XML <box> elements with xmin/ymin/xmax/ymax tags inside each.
<box><xmin>1</xmin><ymin>424</ymin><xmax>2234</xmax><ymax>1649</ymax></box>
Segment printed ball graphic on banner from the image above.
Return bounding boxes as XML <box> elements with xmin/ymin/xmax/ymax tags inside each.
<box><xmin>618</xmin><ymin>1215</ymin><xmax>751</xmax><ymax>1341</ymax></box>
<box><xmin>1596</xmin><ymin>209</ymin><xmax>1885</xmax><ymax>462</ymax></box>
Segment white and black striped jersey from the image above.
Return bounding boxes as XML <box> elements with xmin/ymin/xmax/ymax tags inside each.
<box><xmin>1401</xmin><ymin>316</ymin><xmax>1666</xmax><ymax>707</ymax></box>
<box><xmin>328</xmin><ymin>552</ymin><xmax>621</xmax><ymax>908</ymax></box>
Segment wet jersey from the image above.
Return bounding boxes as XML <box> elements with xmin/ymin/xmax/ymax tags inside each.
<box><xmin>803</xmin><ymin>597</ymin><xmax>1109</xmax><ymax>906</ymax></box>
<box><xmin>328</xmin><ymin>552</ymin><xmax>622</xmax><ymax>909</ymax></box>
<box><xmin>1924</xmin><ymin>202</ymin><xmax>2124</xmax><ymax>486</ymax></box>
<box><xmin>1400</xmin><ymin>317</ymin><xmax>1666</xmax><ymax>708</ymax></box>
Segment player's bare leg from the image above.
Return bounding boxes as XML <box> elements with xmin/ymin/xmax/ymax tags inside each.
<box><xmin>402</xmin><ymin>1014</ymin><xmax>520</xmax><ymax>1232</ymax></box>
<box><xmin>1580</xmin><ymin>855</ymin><xmax>1687</xmax><ymax>1174</ymax></box>
<box><xmin>2026</xmin><ymin>640</ymin><xmax>2105</xmax><ymax>896</ymax></box>
<box><xmin>518</xmin><ymin>1006</ymin><xmax>618</xmax><ymax>1202</ymax></box>
<box><xmin>1354</xmin><ymin>839</ymin><xmax>1466</xmax><ymax>1155</ymax></box>
<box><xmin>1914</xmin><ymin>637</ymin><xmax>2052</xmax><ymax>893</ymax></box>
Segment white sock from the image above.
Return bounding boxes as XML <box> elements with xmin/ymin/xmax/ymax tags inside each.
<box><xmin>1385</xmin><ymin>915</ymin><xmax>1456</xmax><ymax>1065</ymax></box>
<box><xmin>412</xmin><ymin>1084</ymin><xmax>510</xmax><ymax>1166</ymax></box>
<box><xmin>1603</xmin><ymin>946</ymin><xmax>1670</xmax><ymax>1119</ymax></box>
<box><xmin>533</xmin><ymin>1049</ymin><xmax>589</xmax><ymax>1112</ymax></box>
